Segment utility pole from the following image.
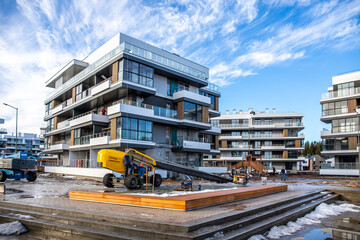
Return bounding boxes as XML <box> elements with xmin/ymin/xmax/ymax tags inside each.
<box><xmin>3</xmin><ymin>103</ymin><xmax>18</xmax><ymax>154</ymax></box>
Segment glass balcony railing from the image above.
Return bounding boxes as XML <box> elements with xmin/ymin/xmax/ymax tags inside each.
<box><xmin>219</xmin><ymin>123</ymin><xmax>249</xmax><ymax>128</ymax></box>
<box><xmin>124</xmin><ymin>42</ymin><xmax>207</xmax><ymax>81</ymax></box>
<box><xmin>202</xmin><ymin>83</ymin><xmax>219</xmax><ymax>92</ymax></box>
<box><xmin>321</xmin><ymin>162</ymin><xmax>359</xmax><ymax>169</ymax></box>
<box><xmin>112</xmin><ymin>99</ymin><xmax>178</xmax><ymax>119</ymax></box>
<box><xmin>153</xmin><ymin>107</ymin><xmax>178</xmax><ymax>119</ymax></box>
<box><xmin>74</xmin><ymin>135</ymin><xmax>91</xmax><ymax>145</ymax></box>
<box><xmin>322</xmin><ymin>87</ymin><xmax>360</xmax><ymax>100</ymax></box>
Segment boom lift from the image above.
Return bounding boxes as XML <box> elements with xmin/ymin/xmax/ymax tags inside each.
<box><xmin>97</xmin><ymin>148</ymin><xmax>232</xmax><ymax>190</ymax></box>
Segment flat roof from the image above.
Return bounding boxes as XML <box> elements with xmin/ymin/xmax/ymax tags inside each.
<box><xmin>332</xmin><ymin>70</ymin><xmax>360</xmax><ymax>86</ymax></box>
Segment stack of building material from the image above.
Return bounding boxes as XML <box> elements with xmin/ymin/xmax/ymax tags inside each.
<box><xmin>0</xmin><ymin>158</ymin><xmax>36</xmax><ymax>170</ymax></box>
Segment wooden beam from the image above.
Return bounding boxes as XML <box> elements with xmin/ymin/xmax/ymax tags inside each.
<box><xmin>178</xmin><ymin>101</ymin><xmax>184</xmax><ymax>120</ymax></box>
<box><xmin>348</xmin><ymin>136</ymin><xmax>357</xmax><ymax>150</ymax></box>
<box><xmin>112</xmin><ymin>61</ymin><xmax>119</xmax><ymax>84</ymax></box>
<box><xmin>110</xmin><ymin>118</ymin><xmax>117</xmax><ymax>140</ymax></box>
<box><xmin>70</xmin><ymin>130</ymin><xmax>74</xmax><ymax>146</ymax></box>
<box><xmin>202</xmin><ymin>106</ymin><xmax>209</xmax><ymax>123</ymax></box>
<box><xmin>348</xmin><ymin>99</ymin><xmax>357</xmax><ymax>113</ymax></box>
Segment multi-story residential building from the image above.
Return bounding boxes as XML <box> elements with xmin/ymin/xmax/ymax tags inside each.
<box><xmin>205</xmin><ymin>108</ymin><xmax>305</xmax><ymax>173</ymax></box>
<box><xmin>43</xmin><ymin>33</ymin><xmax>221</xmax><ymax>169</ymax></box>
<box><xmin>2</xmin><ymin>133</ymin><xmax>44</xmax><ymax>157</ymax></box>
<box><xmin>0</xmin><ymin>118</ymin><xmax>6</xmax><ymax>154</ymax></box>
<box><xmin>320</xmin><ymin>70</ymin><xmax>360</xmax><ymax>176</ymax></box>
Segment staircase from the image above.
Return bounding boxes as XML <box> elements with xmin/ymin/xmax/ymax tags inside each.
<box><xmin>0</xmin><ymin>190</ymin><xmax>338</xmax><ymax>239</ymax></box>
<box><xmin>232</xmin><ymin>160</ymin><xmax>268</xmax><ymax>174</ymax></box>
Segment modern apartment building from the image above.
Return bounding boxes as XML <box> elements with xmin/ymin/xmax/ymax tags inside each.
<box><xmin>1</xmin><ymin>133</ymin><xmax>44</xmax><ymax>157</ymax></box>
<box><xmin>0</xmin><ymin>118</ymin><xmax>6</xmax><ymax>154</ymax></box>
<box><xmin>205</xmin><ymin>108</ymin><xmax>305</xmax><ymax>173</ymax></box>
<box><xmin>43</xmin><ymin>33</ymin><xmax>221</xmax><ymax>169</ymax></box>
<box><xmin>320</xmin><ymin>70</ymin><xmax>360</xmax><ymax>176</ymax></box>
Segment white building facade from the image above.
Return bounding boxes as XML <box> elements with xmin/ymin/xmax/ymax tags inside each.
<box><xmin>320</xmin><ymin>70</ymin><xmax>360</xmax><ymax>176</ymax></box>
<box><xmin>206</xmin><ymin>108</ymin><xmax>305</xmax><ymax>173</ymax></box>
<box><xmin>43</xmin><ymin>33</ymin><xmax>221</xmax><ymax>169</ymax></box>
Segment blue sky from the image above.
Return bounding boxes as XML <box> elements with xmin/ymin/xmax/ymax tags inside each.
<box><xmin>0</xmin><ymin>0</ymin><xmax>359</xmax><ymax>142</ymax></box>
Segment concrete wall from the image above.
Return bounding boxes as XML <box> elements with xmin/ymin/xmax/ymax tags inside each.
<box><xmin>320</xmin><ymin>169</ymin><xmax>359</xmax><ymax>176</ymax></box>
<box><xmin>154</xmin><ymin>74</ymin><xmax>168</xmax><ymax>97</ymax></box>
<box><xmin>45</xmin><ymin>166</ymin><xmax>112</xmax><ymax>178</ymax></box>
<box><xmin>152</xmin><ymin>125</ymin><xmax>167</xmax><ymax>144</ymax></box>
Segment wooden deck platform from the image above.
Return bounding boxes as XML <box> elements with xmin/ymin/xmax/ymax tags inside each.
<box><xmin>69</xmin><ymin>185</ymin><xmax>287</xmax><ymax>211</ymax></box>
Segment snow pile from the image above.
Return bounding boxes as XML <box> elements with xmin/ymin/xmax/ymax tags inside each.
<box><xmin>250</xmin><ymin>202</ymin><xmax>360</xmax><ymax>239</ymax></box>
<box><xmin>8</xmin><ymin>213</ymin><xmax>35</xmax><ymax>220</ymax></box>
<box><xmin>129</xmin><ymin>187</ymin><xmax>239</xmax><ymax>197</ymax></box>
<box><xmin>0</xmin><ymin>221</ymin><xmax>27</xmax><ymax>235</ymax></box>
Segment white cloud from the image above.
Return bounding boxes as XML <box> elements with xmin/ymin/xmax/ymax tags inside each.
<box><xmin>0</xmin><ymin>0</ymin><xmax>359</xmax><ymax>134</ymax></box>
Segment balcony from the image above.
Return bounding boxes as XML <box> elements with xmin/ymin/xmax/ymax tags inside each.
<box><xmin>57</xmin><ymin>119</ymin><xmax>70</xmax><ymax>129</ymax></box>
<box><xmin>46</xmin><ymin>43</ymin><xmax>125</xmax><ymax>103</ymax></box>
<box><xmin>0</xmin><ymin>128</ymin><xmax>7</xmax><ymax>134</ymax></box>
<box><xmin>320</xmin><ymin>162</ymin><xmax>359</xmax><ymax>176</ymax></box>
<box><xmin>173</xmin><ymin>137</ymin><xmax>211</xmax><ymax>153</ymax></box>
<box><xmin>108</xmin><ymin>99</ymin><xmax>154</xmax><ymax>118</ymax></box>
<box><xmin>261</xmin><ymin>145</ymin><xmax>286</xmax><ymax>150</ymax></box>
<box><xmin>200</xmin><ymin>125</ymin><xmax>221</xmax><ymax>135</ymax></box>
<box><xmin>219</xmin><ymin>124</ymin><xmax>249</xmax><ymax>129</ymax></box>
<box><xmin>90</xmin><ymin>131</ymin><xmax>111</xmax><ymax>146</ymax></box>
<box><xmin>91</xmin><ymin>78</ymin><xmax>112</xmax><ymax>96</ymax></box>
<box><xmin>322</xmin><ymin>87</ymin><xmax>360</xmax><ymax>100</ymax></box>
<box><xmin>69</xmin><ymin>111</ymin><xmax>109</xmax><ymax>128</ymax></box>
<box><xmin>44</xmin><ymin>141</ymin><xmax>70</xmax><ymax>153</ymax></box>
<box><xmin>173</xmin><ymin>89</ymin><xmax>211</xmax><ymax>106</ymax></box>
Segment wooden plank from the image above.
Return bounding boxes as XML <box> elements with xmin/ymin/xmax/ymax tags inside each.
<box><xmin>69</xmin><ymin>185</ymin><xmax>287</xmax><ymax>211</ymax></box>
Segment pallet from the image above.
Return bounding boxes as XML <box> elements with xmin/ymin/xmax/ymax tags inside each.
<box><xmin>69</xmin><ymin>185</ymin><xmax>287</xmax><ymax>211</ymax></box>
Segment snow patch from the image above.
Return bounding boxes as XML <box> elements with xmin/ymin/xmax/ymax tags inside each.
<box><xmin>248</xmin><ymin>235</ymin><xmax>267</xmax><ymax>240</ymax></box>
<box><xmin>129</xmin><ymin>188</ymin><xmax>238</xmax><ymax>197</ymax></box>
<box><xmin>8</xmin><ymin>213</ymin><xmax>35</xmax><ymax>220</ymax></box>
<box><xmin>249</xmin><ymin>202</ymin><xmax>360</xmax><ymax>240</ymax></box>
<box><xmin>0</xmin><ymin>221</ymin><xmax>27</xmax><ymax>235</ymax></box>
<box><xmin>266</xmin><ymin>203</ymin><xmax>360</xmax><ymax>239</ymax></box>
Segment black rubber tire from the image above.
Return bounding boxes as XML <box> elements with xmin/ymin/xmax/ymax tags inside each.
<box><xmin>26</xmin><ymin>171</ymin><xmax>37</xmax><ymax>182</ymax></box>
<box><xmin>124</xmin><ymin>175</ymin><xmax>138</xmax><ymax>190</ymax></box>
<box><xmin>103</xmin><ymin>173</ymin><xmax>115</xmax><ymax>188</ymax></box>
<box><xmin>0</xmin><ymin>171</ymin><xmax>7</xmax><ymax>182</ymax></box>
<box><xmin>150</xmin><ymin>174</ymin><xmax>162</xmax><ymax>187</ymax></box>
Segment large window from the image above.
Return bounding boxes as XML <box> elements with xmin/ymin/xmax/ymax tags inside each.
<box><xmin>116</xmin><ymin>117</ymin><xmax>153</xmax><ymax>141</ymax></box>
<box><xmin>120</xmin><ymin>59</ymin><xmax>154</xmax><ymax>87</ymax></box>
<box><xmin>322</xmin><ymin>100</ymin><xmax>348</xmax><ymax>116</ymax></box>
<box><xmin>184</xmin><ymin>101</ymin><xmax>202</xmax><ymax>122</ymax></box>
<box><xmin>332</xmin><ymin>118</ymin><xmax>357</xmax><ymax>133</ymax></box>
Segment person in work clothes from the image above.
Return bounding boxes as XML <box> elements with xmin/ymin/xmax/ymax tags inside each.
<box><xmin>123</xmin><ymin>154</ymin><xmax>133</xmax><ymax>177</ymax></box>
<box><xmin>280</xmin><ymin>167</ymin><xmax>286</xmax><ymax>181</ymax></box>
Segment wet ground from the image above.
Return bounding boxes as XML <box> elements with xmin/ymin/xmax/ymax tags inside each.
<box><xmin>0</xmin><ymin>173</ymin><xmax>359</xmax><ymax>239</ymax></box>
<box><xmin>1</xmin><ymin>173</ymin><xmax>359</xmax><ymax>201</ymax></box>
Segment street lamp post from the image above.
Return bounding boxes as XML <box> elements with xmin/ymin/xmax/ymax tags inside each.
<box><xmin>355</xmin><ymin>108</ymin><xmax>360</xmax><ymax>179</ymax></box>
<box><xmin>3</xmin><ymin>103</ymin><xmax>18</xmax><ymax>154</ymax></box>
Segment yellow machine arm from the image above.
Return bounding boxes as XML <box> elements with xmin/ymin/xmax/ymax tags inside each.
<box><xmin>97</xmin><ymin>149</ymin><xmax>156</xmax><ymax>174</ymax></box>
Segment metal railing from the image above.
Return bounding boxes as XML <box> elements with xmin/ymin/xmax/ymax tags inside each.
<box><xmin>68</xmin><ymin>110</ymin><xmax>96</xmax><ymax>121</ymax></box>
<box><xmin>322</xmin><ymin>87</ymin><xmax>360</xmax><ymax>100</ymax></box>
<box><xmin>91</xmin><ymin>131</ymin><xmax>111</xmax><ymax>139</ymax></box>
<box><xmin>321</xmin><ymin>162</ymin><xmax>359</xmax><ymax>169</ymax></box>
